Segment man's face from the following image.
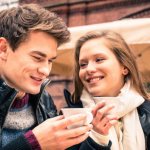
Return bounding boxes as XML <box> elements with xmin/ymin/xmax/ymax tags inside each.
<box><xmin>0</xmin><ymin>31</ymin><xmax>57</xmax><ymax>94</ymax></box>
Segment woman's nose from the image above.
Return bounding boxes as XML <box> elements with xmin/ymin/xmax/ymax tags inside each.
<box><xmin>86</xmin><ymin>62</ymin><xmax>96</xmax><ymax>74</ymax></box>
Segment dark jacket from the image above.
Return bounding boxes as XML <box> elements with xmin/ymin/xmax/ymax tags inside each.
<box><xmin>64</xmin><ymin>89</ymin><xmax>150</xmax><ymax>150</ymax></box>
<box><xmin>0</xmin><ymin>79</ymin><xmax>111</xmax><ymax>150</ymax></box>
<box><xmin>0</xmin><ymin>79</ymin><xmax>57</xmax><ymax>150</ymax></box>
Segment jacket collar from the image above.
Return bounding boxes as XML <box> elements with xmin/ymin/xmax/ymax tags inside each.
<box><xmin>0</xmin><ymin>78</ymin><xmax>51</xmax><ymax>101</ymax></box>
<box><xmin>0</xmin><ymin>78</ymin><xmax>18</xmax><ymax>127</ymax></box>
<box><xmin>0</xmin><ymin>78</ymin><xmax>51</xmax><ymax>112</ymax></box>
<box><xmin>28</xmin><ymin>78</ymin><xmax>51</xmax><ymax>110</ymax></box>
<box><xmin>0</xmin><ymin>78</ymin><xmax>51</xmax><ymax>126</ymax></box>
<box><xmin>0</xmin><ymin>78</ymin><xmax>18</xmax><ymax>104</ymax></box>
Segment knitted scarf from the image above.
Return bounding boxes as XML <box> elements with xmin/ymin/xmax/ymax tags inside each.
<box><xmin>80</xmin><ymin>81</ymin><xmax>145</xmax><ymax>150</ymax></box>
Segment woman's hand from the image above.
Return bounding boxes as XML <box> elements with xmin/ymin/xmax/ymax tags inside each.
<box><xmin>92</xmin><ymin>101</ymin><xmax>118</xmax><ymax>135</ymax></box>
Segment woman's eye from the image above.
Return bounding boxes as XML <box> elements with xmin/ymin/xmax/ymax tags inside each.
<box><xmin>79</xmin><ymin>63</ymin><xmax>87</xmax><ymax>68</ymax></box>
<box><xmin>96</xmin><ymin>58</ymin><xmax>104</xmax><ymax>62</ymax></box>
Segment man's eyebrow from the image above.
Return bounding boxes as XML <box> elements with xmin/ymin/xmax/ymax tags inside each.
<box><xmin>31</xmin><ymin>51</ymin><xmax>57</xmax><ymax>60</ymax></box>
<box><xmin>31</xmin><ymin>51</ymin><xmax>46</xmax><ymax>57</ymax></box>
<box><xmin>50</xmin><ymin>56</ymin><xmax>57</xmax><ymax>60</ymax></box>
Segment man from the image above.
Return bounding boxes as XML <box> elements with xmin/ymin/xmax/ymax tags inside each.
<box><xmin>0</xmin><ymin>4</ymin><xmax>93</xmax><ymax>150</ymax></box>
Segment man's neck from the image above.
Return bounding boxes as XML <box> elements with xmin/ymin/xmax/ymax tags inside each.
<box><xmin>16</xmin><ymin>91</ymin><xmax>26</xmax><ymax>99</ymax></box>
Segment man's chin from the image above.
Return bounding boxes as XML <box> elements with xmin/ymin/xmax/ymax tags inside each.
<box><xmin>29</xmin><ymin>89</ymin><xmax>40</xmax><ymax>95</ymax></box>
<box><xmin>22</xmin><ymin>87</ymin><xmax>40</xmax><ymax>95</ymax></box>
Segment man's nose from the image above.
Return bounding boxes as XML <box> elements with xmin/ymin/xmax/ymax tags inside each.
<box><xmin>38</xmin><ymin>63</ymin><xmax>52</xmax><ymax>77</ymax></box>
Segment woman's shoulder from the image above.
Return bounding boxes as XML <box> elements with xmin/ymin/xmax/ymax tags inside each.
<box><xmin>138</xmin><ymin>99</ymin><xmax>150</xmax><ymax>113</ymax></box>
<box><xmin>138</xmin><ymin>99</ymin><xmax>150</xmax><ymax>136</ymax></box>
<box><xmin>64</xmin><ymin>89</ymin><xmax>83</xmax><ymax>108</ymax></box>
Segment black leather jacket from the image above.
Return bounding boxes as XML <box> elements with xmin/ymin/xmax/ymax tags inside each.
<box><xmin>0</xmin><ymin>78</ymin><xmax>57</xmax><ymax>150</ymax></box>
<box><xmin>64</xmin><ymin>89</ymin><xmax>150</xmax><ymax>150</ymax></box>
<box><xmin>0</xmin><ymin>79</ymin><xmax>111</xmax><ymax>150</ymax></box>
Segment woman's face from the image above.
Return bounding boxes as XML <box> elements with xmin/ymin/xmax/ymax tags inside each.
<box><xmin>79</xmin><ymin>38</ymin><xmax>126</xmax><ymax>97</ymax></box>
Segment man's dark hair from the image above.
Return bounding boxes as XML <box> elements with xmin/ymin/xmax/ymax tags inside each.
<box><xmin>0</xmin><ymin>3</ymin><xmax>70</xmax><ymax>50</ymax></box>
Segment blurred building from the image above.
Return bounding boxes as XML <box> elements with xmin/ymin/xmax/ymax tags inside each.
<box><xmin>0</xmin><ymin>0</ymin><xmax>18</xmax><ymax>10</ymax></box>
<box><xmin>20</xmin><ymin>0</ymin><xmax>150</xmax><ymax>27</ymax></box>
<box><xmin>19</xmin><ymin>0</ymin><xmax>150</xmax><ymax>111</ymax></box>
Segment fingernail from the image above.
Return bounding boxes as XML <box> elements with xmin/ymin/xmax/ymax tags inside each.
<box><xmin>88</xmin><ymin>124</ymin><xmax>93</xmax><ymax>129</ymax></box>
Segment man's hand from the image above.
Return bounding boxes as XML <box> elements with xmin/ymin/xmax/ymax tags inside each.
<box><xmin>32</xmin><ymin>115</ymin><xmax>93</xmax><ymax>150</ymax></box>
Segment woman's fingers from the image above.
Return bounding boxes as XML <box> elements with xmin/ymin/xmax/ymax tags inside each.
<box><xmin>93</xmin><ymin>104</ymin><xmax>115</xmax><ymax>122</ymax></box>
<box><xmin>105</xmin><ymin>119</ymin><xmax>118</xmax><ymax>129</ymax></box>
<box><xmin>92</xmin><ymin>113</ymin><xmax>118</xmax><ymax>135</ymax></box>
<box><xmin>102</xmin><ymin>114</ymin><xmax>118</xmax><ymax>126</ymax></box>
<box><xmin>102</xmin><ymin>119</ymin><xmax>118</xmax><ymax>135</ymax></box>
<box><xmin>92</xmin><ymin>101</ymin><xmax>105</xmax><ymax>116</ymax></box>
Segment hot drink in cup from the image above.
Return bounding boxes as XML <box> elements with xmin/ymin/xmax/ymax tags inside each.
<box><xmin>93</xmin><ymin>97</ymin><xmax>123</xmax><ymax>115</ymax></box>
<box><xmin>61</xmin><ymin>108</ymin><xmax>93</xmax><ymax>129</ymax></box>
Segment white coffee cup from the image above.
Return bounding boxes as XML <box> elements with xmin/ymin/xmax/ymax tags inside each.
<box><xmin>93</xmin><ymin>97</ymin><xmax>123</xmax><ymax>115</ymax></box>
<box><xmin>61</xmin><ymin>108</ymin><xmax>93</xmax><ymax>129</ymax></box>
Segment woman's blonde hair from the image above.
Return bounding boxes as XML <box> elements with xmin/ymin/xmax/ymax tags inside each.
<box><xmin>73</xmin><ymin>30</ymin><xmax>149</xmax><ymax>103</ymax></box>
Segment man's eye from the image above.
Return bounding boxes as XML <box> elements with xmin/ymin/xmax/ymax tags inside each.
<box><xmin>48</xmin><ymin>59</ymin><xmax>52</xmax><ymax>64</ymax></box>
<box><xmin>33</xmin><ymin>56</ymin><xmax>42</xmax><ymax>61</ymax></box>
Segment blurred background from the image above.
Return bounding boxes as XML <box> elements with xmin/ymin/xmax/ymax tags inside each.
<box><xmin>1</xmin><ymin>0</ymin><xmax>150</xmax><ymax>111</ymax></box>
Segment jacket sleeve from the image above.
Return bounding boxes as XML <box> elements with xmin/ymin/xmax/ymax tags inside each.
<box><xmin>64</xmin><ymin>89</ymin><xmax>111</xmax><ymax>150</ymax></box>
<box><xmin>1</xmin><ymin>135</ymin><xmax>32</xmax><ymax>150</ymax></box>
<box><xmin>67</xmin><ymin>137</ymin><xmax>111</xmax><ymax>150</ymax></box>
<box><xmin>40</xmin><ymin>90</ymin><xmax>58</xmax><ymax>118</ymax></box>
<box><xmin>80</xmin><ymin>137</ymin><xmax>111</xmax><ymax>150</ymax></box>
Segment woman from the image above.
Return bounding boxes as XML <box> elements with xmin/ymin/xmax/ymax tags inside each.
<box><xmin>64</xmin><ymin>30</ymin><xmax>150</xmax><ymax>150</ymax></box>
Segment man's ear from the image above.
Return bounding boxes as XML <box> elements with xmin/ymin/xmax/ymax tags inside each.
<box><xmin>0</xmin><ymin>38</ymin><xmax>8</xmax><ymax>61</ymax></box>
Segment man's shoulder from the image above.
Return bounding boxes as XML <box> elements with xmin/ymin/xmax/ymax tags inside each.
<box><xmin>40</xmin><ymin>90</ymin><xmax>54</xmax><ymax>105</ymax></box>
<box><xmin>39</xmin><ymin>90</ymin><xmax>57</xmax><ymax>117</ymax></box>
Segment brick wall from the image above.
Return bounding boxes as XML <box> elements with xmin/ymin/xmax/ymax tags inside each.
<box><xmin>20</xmin><ymin>0</ymin><xmax>150</xmax><ymax>27</ymax></box>
<box><xmin>46</xmin><ymin>75</ymin><xmax>74</xmax><ymax>112</ymax></box>
<box><xmin>19</xmin><ymin>0</ymin><xmax>150</xmax><ymax>111</ymax></box>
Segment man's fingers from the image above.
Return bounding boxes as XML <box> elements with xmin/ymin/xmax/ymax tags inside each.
<box><xmin>47</xmin><ymin>115</ymin><xmax>64</xmax><ymax>122</ymax></box>
<box><xmin>58</xmin><ymin>124</ymin><xmax>93</xmax><ymax>138</ymax></box>
<box><xmin>61</xmin><ymin>132</ymin><xmax>90</xmax><ymax>148</ymax></box>
<box><xmin>48</xmin><ymin>114</ymin><xmax>88</xmax><ymax>130</ymax></box>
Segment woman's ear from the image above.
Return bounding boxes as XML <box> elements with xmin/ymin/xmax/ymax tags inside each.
<box><xmin>122</xmin><ymin>67</ymin><xmax>129</xmax><ymax>75</ymax></box>
<box><xmin>0</xmin><ymin>38</ymin><xmax>8</xmax><ymax>61</ymax></box>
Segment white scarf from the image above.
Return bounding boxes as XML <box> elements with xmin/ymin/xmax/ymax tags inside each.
<box><xmin>80</xmin><ymin>81</ymin><xmax>145</xmax><ymax>150</ymax></box>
